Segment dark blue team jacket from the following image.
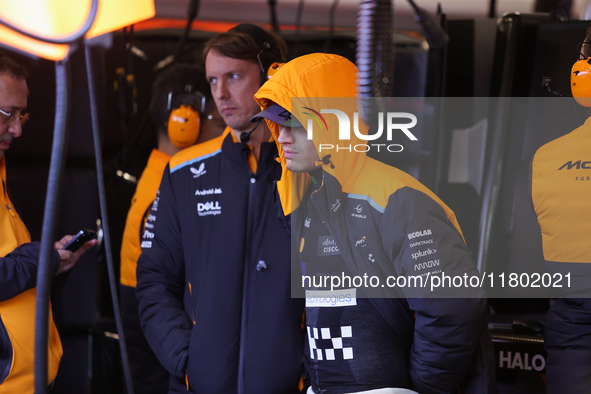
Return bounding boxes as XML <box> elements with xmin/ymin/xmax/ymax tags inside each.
<box><xmin>136</xmin><ymin>130</ymin><xmax>304</xmax><ymax>394</ymax></box>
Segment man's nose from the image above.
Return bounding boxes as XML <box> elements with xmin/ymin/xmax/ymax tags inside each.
<box><xmin>215</xmin><ymin>80</ymin><xmax>229</xmax><ymax>101</ymax></box>
<box><xmin>277</xmin><ymin>126</ymin><xmax>292</xmax><ymax>144</ymax></box>
<box><xmin>8</xmin><ymin>120</ymin><xmax>22</xmax><ymax>139</ymax></box>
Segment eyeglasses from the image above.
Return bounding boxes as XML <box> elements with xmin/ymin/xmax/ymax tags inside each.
<box><xmin>0</xmin><ymin>108</ymin><xmax>29</xmax><ymax>126</ymax></box>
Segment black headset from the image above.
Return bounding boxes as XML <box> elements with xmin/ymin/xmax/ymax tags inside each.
<box><xmin>228</xmin><ymin>23</ymin><xmax>285</xmax><ymax>86</ymax></box>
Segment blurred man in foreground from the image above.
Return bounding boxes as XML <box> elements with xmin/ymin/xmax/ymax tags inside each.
<box><xmin>0</xmin><ymin>53</ymin><xmax>95</xmax><ymax>393</ymax></box>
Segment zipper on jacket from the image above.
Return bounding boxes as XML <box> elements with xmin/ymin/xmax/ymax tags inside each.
<box><xmin>237</xmin><ymin>145</ymin><xmax>258</xmax><ymax>394</ymax></box>
<box><xmin>0</xmin><ymin>314</ymin><xmax>13</xmax><ymax>384</ymax></box>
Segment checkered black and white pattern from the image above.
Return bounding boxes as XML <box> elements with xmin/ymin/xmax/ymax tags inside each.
<box><xmin>307</xmin><ymin>325</ymin><xmax>354</xmax><ymax>361</ymax></box>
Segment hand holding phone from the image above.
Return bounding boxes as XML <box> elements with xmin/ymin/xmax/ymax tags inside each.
<box><xmin>62</xmin><ymin>230</ymin><xmax>97</xmax><ymax>252</ymax></box>
<box><xmin>55</xmin><ymin>230</ymin><xmax>97</xmax><ymax>275</ymax></box>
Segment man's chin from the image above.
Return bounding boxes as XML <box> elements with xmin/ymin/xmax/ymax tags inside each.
<box><xmin>223</xmin><ymin>116</ymin><xmax>250</xmax><ymax>132</ymax></box>
<box><xmin>285</xmin><ymin>159</ymin><xmax>293</xmax><ymax>171</ymax></box>
<box><xmin>286</xmin><ymin>162</ymin><xmax>307</xmax><ymax>174</ymax></box>
<box><xmin>221</xmin><ymin>116</ymin><xmax>237</xmax><ymax>129</ymax></box>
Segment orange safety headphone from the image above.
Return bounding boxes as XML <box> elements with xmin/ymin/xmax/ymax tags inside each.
<box><xmin>167</xmin><ymin>87</ymin><xmax>206</xmax><ymax>149</ymax></box>
<box><xmin>267</xmin><ymin>62</ymin><xmax>284</xmax><ymax>80</ymax></box>
<box><xmin>571</xmin><ymin>57</ymin><xmax>591</xmax><ymax>107</ymax></box>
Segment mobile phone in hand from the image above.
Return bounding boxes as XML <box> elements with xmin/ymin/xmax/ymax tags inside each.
<box><xmin>62</xmin><ymin>230</ymin><xmax>96</xmax><ymax>253</ymax></box>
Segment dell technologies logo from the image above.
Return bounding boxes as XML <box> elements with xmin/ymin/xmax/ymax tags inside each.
<box><xmin>197</xmin><ymin>201</ymin><xmax>221</xmax><ymax>216</ymax></box>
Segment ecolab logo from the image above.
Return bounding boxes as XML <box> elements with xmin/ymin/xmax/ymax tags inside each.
<box><xmin>558</xmin><ymin>160</ymin><xmax>591</xmax><ymax>170</ymax></box>
<box><xmin>302</xmin><ymin>107</ymin><xmax>418</xmax><ymax>153</ymax></box>
<box><xmin>407</xmin><ymin>229</ymin><xmax>432</xmax><ymax>240</ymax></box>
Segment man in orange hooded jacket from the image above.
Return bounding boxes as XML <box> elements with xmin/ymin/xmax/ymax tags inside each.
<box><xmin>253</xmin><ymin>53</ymin><xmax>497</xmax><ymax>394</ymax></box>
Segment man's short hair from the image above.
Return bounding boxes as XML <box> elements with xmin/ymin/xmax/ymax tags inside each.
<box><xmin>202</xmin><ymin>24</ymin><xmax>287</xmax><ymax>69</ymax></box>
<box><xmin>150</xmin><ymin>63</ymin><xmax>210</xmax><ymax>131</ymax></box>
<box><xmin>0</xmin><ymin>53</ymin><xmax>26</xmax><ymax>80</ymax></box>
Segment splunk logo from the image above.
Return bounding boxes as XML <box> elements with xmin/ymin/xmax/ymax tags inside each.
<box><xmin>301</xmin><ymin>107</ymin><xmax>418</xmax><ymax>153</ymax></box>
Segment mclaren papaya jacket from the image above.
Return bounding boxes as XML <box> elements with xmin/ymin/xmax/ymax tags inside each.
<box><xmin>120</xmin><ymin>149</ymin><xmax>171</xmax><ymax>288</ymax></box>
<box><xmin>135</xmin><ymin>128</ymin><xmax>304</xmax><ymax>393</ymax></box>
<box><xmin>531</xmin><ymin>117</ymin><xmax>591</xmax><ymax>392</ymax></box>
<box><xmin>119</xmin><ymin>149</ymin><xmax>171</xmax><ymax>393</ymax></box>
<box><xmin>1</xmin><ymin>157</ymin><xmax>62</xmax><ymax>393</ymax></box>
<box><xmin>532</xmin><ymin>116</ymin><xmax>591</xmax><ymax>295</ymax></box>
<box><xmin>254</xmin><ymin>53</ymin><xmax>497</xmax><ymax>394</ymax></box>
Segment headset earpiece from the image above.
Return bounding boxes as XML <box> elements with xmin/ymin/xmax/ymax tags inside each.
<box><xmin>168</xmin><ymin>105</ymin><xmax>201</xmax><ymax>149</ymax></box>
<box><xmin>229</xmin><ymin>24</ymin><xmax>284</xmax><ymax>86</ymax></box>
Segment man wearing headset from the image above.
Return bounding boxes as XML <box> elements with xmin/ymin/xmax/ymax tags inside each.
<box><xmin>0</xmin><ymin>53</ymin><xmax>96</xmax><ymax>393</ymax></box>
<box><xmin>135</xmin><ymin>25</ymin><xmax>305</xmax><ymax>393</ymax></box>
<box><xmin>120</xmin><ymin>63</ymin><xmax>223</xmax><ymax>393</ymax></box>
<box><xmin>531</xmin><ymin>27</ymin><xmax>591</xmax><ymax>393</ymax></box>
